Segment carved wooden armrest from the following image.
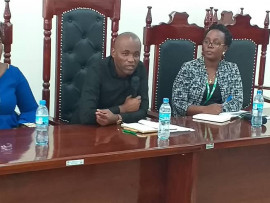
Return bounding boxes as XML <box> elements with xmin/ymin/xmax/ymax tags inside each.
<box><xmin>49</xmin><ymin>116</ymin><xmax>67</xmax><ymax>125</ymax></box>
<box><xmin>264</xmin><ymin>95</ymin><xmax>270</xmax><ymax>103</ymax></box>
<box><xmin>147</xmin><ymin>109</ymin><xmax>159</xmax><ymax>119</ymax></box>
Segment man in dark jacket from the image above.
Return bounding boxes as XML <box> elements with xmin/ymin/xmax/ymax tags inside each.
<box><xmin>72</xmin><ymin>32</ymin><xmax>149</xmax><ymax>126</ymax></box>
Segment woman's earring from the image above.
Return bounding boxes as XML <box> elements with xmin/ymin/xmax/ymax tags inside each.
<box><xmin>221</xmin><ymin>51</ymin><xmax>225</xmax><ymax>60</ymax></box>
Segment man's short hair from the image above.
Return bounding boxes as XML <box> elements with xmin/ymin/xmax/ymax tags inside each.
<box><xmin>115</xmin><ymin>32</ymin><xmax>141</xmax><ymax>45</ymax></box>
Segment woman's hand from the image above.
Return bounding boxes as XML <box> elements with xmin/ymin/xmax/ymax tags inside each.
<box><xmin>202</xmin><ymin>104</ymin><xmax>223</xmax><ymax>115</ymax></box>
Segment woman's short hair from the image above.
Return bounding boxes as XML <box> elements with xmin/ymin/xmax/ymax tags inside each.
<box><xmin>205</xmin><ymin>24</ymin><xmax>233</xmax><ymax>47</ymax></box>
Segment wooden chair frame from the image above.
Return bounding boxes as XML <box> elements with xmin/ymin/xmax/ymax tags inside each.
<box><xmin>205</xmin><ymin>8</ymin><xmax>270</xmax><ymax>109</ymax></box>
<box><xmin>143</xmin><ymin>6</ymin><xmax>205</xmax><ymax>112</ymax></box>
<box><xmin>42</xmin><ymin>0</ymin><xmax>121</xmax><ymax>122</ymax></box>
<box><xmin>0</xmin><ymin>0</ymin><xmax>12</xmax><ymax>64</ymax></box>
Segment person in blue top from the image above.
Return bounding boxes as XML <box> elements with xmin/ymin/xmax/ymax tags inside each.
<box><xmin>0</xmin><ymin>35</ymin><xmax>38</xmax><ymax>129</ymax></box>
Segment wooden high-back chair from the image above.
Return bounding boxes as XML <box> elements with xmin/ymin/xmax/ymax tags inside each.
<box><xmin>218</xmin><ymin>10</ymin><xmax>235</xmax><ymax>25</ymax></box>
<box><xmin>42</xmin><ymin>0</ymin><xmax>121</xmax><ymax>123</ymax></box>
<box><xmin>143</xmin><ymin>6</ymin><xmax>205</xmax><ymax>112</ymax></box>
<box><xmin>225</xmin><ymin>12</ymin><xmax>269</xmax><ymax>109</ymax></box>
<box><xmin>204</xmin><ymin>8</ymin><xmax>270</xmax><ymax>109</ymax></box>
<box><xmin>0</xmin><ymin>0</ymin><xmax>12</xmax><ymax>64</ymax></box>
<box><xmin>204</xmin><ymin>7</ymin><xmax>242</xmax><ymax>29</ymax></box>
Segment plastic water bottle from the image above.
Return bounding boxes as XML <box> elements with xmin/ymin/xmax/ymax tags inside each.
<box><xmin>251</xmin><ymin>90</ymin><xmax>264</xmax><ymax>127</ymax></box>
<box><xmin>35</xmin><ymin>100</ymin><xmax>49</xmax><ymax>145</ymax></box>
<box><xmin>251</xmin><ymin>126</ymin><xmax>262</xmax><ymax>137</ymax></box>
<box><xmin>35</xmin><ymin>144</ymin><xmax>49</xmax><ymax>160</ymax></box>
<box><xmin>158</xmin><ymin>98</ymin><xmax>171</xmax><ymax>140</ymax></box>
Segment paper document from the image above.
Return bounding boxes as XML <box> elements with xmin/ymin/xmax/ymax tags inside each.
<box><xmin>193</xmin><ymin>113</ymin><xmax>232</xmax><ymax>123</ymax></box>
<box><xmin>121</xmin><ymin>122</ymin><xmax>157</xmax><ymax>133</ymax></box>
<box><xmin>121</xmin><ymin>119</ymin><xmax>194</xmax><ymax>133</ymax></box>
<box><xmin>138</xmin><ymin>120</ymin><xmax>177</xmax><ymax>130</ymax></box>
<box><xmin>219</xmin><ymin>110</ymin><xmax>248</xmax><ymax>118</ymax></box>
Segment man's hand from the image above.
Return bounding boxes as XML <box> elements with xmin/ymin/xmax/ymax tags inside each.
<box><xmin>119</xmin><ymin>95</ymin><xmax>141</xmax><ymax>113</ymax></box>
<box><xmin>203</xmin><ymin>104</ymin><xmax>223</xmax><ymax>115</ymax></box>
<box><xmin>95</xmin><ymin>109</ymin><xmax>118</xmax><ymax>126</ymax></box>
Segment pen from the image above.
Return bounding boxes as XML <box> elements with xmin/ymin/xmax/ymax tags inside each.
<box><xmin>122</xmin><ymin>129</ymin><xmax>137</xmax><ymax>136</ymax></box>
<box><xmin>223</xmin><ymin>95</ymin><xmax>232</xmax><ymax>106</ymax></box>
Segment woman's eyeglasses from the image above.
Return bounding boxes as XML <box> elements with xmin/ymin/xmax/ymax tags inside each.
<box><xmin>203</xmin><ymin>40</ymin><xmax>225</xmax><ymax>48</ymax></box>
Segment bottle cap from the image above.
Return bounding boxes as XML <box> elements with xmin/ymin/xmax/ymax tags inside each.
<box><xmin>163</xmin><ymin>98</ymin><xmax>169</xmax><ymax>103</ymax></box>
<box><xmin>40</xmin><ymin>100</ymin><xmax>46</xmax><ymax>105</ymax></box>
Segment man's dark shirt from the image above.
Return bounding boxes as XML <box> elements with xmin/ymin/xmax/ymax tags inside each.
<box><xmin>71</xmin><ymin>56</ymin><xmax>149</xmax><ymax>124</ymax></box>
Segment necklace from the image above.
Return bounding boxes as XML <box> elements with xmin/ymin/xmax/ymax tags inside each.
<box><xmin>208</xmin><ymin>74</ymin><xmax>216</xmax><ymax>84</ymax></box>
<box><xmin>205</xmin><ymin>65</ymin><xmax>217</xmax><ymax>84</ymax></box>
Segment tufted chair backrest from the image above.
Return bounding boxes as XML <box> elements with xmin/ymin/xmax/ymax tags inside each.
<box><xmin>143</xmin><ymin>8</ymin><xmax>205</xmax><ymax>112</ymax></box>
<box><xmin>58</xmin><ymin>9</ymin><xmax>105</xmax><ymax>122</ymax></box>
<box><xmin>42</xmin><ymin>0</ymin><xmax>121</xmax><ymax>123</ymax></box>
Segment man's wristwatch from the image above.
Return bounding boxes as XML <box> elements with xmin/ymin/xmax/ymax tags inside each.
<box><xmin>116</xmin><ymin>114</ymin><xmax>123</xmax><ymax>124</ymax></box>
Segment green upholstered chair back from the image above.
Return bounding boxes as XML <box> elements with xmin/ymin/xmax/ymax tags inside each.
<box><xmin>224</xmin><ymin>39</ymin><xmax>257</xmax><ymax>109</ymax></box>
<box><xmin>155</xmin><ymin>39</ymin><xmax>196</xmax><ymax>111</ymax></box>
<box><xmin>59</xmin><ymin>9</ymin><xmax>106</xmax><ymax>122</ymax></box>
<box><xmin>224</xmin><ymin>13</ymin><xmax>269</xmax><ymax>110</ymax></box>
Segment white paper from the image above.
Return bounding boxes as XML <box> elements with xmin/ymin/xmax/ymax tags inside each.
<box><xmin>193</xmin><ymin>113</ymin><xmax>232</xmax><ymax>123</ymax></box>
<box><xmin>219</xmin><ymin>110</ymin><xmax>248</xmax><ymax>118</ymax></box>
<box><xmin>138</xmin><ymin>120</ymin><xmax>177</xmax><ymax>130</ymax></box>
<box><xmin>122</xmin><ymin>120</ymin><xmax>194</xmax><ymax>133</ymax></box>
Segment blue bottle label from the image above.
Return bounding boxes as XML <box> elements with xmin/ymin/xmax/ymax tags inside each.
<box><xmin>257</xmin><ymin>103</ymin><xmax>263</xmax><ymax>110</ymax></box>
<box><xmin>253</xmin><ymin>103</ymin><xmax>263</xmax><ymax>111</ymax></box>
<box><xmin>43</xmin><ymin>117</ymin><xmax>49</xmax><ymax>125</ymax></box>
<box><xmin>253</xmin><ymin>103</ymin><xmax>257</xmax><ymax>110</ymax></box>
<box><xmin>159</xmin><ymin>113</ymin><xmax>171</xmax><ymax>121</ymax></box>
<box><xmin>36</xmin><ymin>116</ymin><xmax>49</xmax><ymax>125</ymax></box>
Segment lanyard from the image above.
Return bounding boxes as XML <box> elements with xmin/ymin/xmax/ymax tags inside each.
<box><xmin>204</xmin><ymin>126</ymin><xmax>213</xmax><ymax>141</ymax></box>
<box><xmin>204</xmin><ymin>77</ymin><xmax>217</xmax><ymax>105</ymax></box>
<box><xmin>204</xmin><ymin>126</ymin><xmax>214</xmax><ymax>149</ymax></box>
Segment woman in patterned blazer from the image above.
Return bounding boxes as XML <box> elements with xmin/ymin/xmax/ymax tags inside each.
<box><xmin>172</xmin><ymin>24</ymin><xmax>243</xmax><ymax>117</ymax></box>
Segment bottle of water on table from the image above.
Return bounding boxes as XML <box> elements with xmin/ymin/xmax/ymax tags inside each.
<box><xmin>35</xmin><ymin>144</ymin><xmax>49</xmax><ymax>160</ymax></box>
<box><xmin>36</xmin><ymin>100</ymin><xmax>49</xmax><ymax>145</ymax></box>
<box><xmin>158</xmin><ymin>98</ymin><xmax>171</xmax><ymax>140</ymax></box>
<box><xmin>251</xmin><ymin>90</ymin><xmax>264</xmax><ymax>127</ymax></box>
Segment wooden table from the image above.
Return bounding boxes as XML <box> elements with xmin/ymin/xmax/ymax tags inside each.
<box><xmin>0</xmin><ymin>115</ymin><xmax>270</xmax><ymax>203</ymax></box>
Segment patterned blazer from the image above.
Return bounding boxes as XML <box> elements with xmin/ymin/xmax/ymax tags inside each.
<box><xmin>172</xmin><ymin>56</ymin><xmax>243</xmax><ymax>117</ymax></box>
